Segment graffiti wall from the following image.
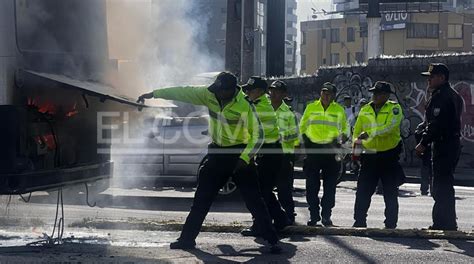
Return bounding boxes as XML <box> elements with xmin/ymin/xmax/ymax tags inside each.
<box><xmin>280</xmin><ymin>54</ymin><xmax>474</xmax><ymax>169</ymax></box>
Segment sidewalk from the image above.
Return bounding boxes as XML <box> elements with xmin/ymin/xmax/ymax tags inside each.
<box><xmin>295</xmin><ymin>166</ymin><xmax>474</xmax><ymax>186</ymax></box>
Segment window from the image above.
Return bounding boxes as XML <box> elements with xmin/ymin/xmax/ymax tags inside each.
<box><xmin>287</xmin><ymin>48</ymin><xmax>293</xmax><ymax>55</ymax></box>
<box><xmin>287</xmin><ymin>7</ymin><xmax>294</xmax><ymax>15</ymax></box>
<box><xmin>301</xmin><ymin>55</ymin><xmax>306</xmax><ymax>71</ymax></box>
<box><xmin>360</xmin><ymin>24</ymin><xmax>368</xmax><ymax>37</ymax></box>
<box><xmin>406</xmin><ymin>50</ymin><xmax>437</xmax><ymax>56</ymax></box>
<box><xmin>302</xmin><ymin>32</ymin><xmax>307</xmax><ymax>45</ymax></box>
<box><xmin>287</xmin><ymin>34</ymin><xmax>293</xmax><ymax>41</ymax></box>
<box><xmin>322</xmin><ymin>29</ymin><xmax>326</xmax><ymax>39</ymax></box>
<box><xmin>448</xmin><ymin>24</ymin><xmax>463</xmax><ymax>39</ymax></box>
<box><xmin>347</xmin><ymin>52</ymin><xmax>351</xmax><ymax>65</ymax></box>
<box><xmin>287</xmin><ymin>21</ymin><xmax>293</xmax><ymax>28</ymax></box>
<box><xmin>330</xmin><ymin>53</ymin><xmax>340</xmax><ymax>65</ymax></box>
<box><xmin>355</xmin><ymin>52</ymin><xmax>364</xmax><ymax>63</ymax></box>
<box><xmin>347</xmin><ymin>27</ymin><xmax>355</xmax><ymax>42</ymax></box>
<box><xmin>330</xmin><ymin>28</ymin><xmax>340</xmax><ymax>43</ymax></box>
<box><xmin>257</xmin><ymin>2</ymin><xmax>265</xmax><ymax>29</ymax></box>
<box><xmin>322</xmin><ymin>58</ymin><xmax>327</xmax><ymax>65</ymax></box>
<box><xmin>407</xmin><ymin>23</ymin><xmax>439</xmax><ymax>39</ymax></box>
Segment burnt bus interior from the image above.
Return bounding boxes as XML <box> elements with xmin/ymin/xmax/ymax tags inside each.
<box><xmin>0</xmin><ymin>0</ymin><xmax>149</xmax><ymax>194</ymax></box>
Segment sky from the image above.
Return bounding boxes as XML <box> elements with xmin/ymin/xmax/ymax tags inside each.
<box><xmin>297</xmin><ymin>0</ymin><xmax>332</xmax><ymax>22</ymax></box>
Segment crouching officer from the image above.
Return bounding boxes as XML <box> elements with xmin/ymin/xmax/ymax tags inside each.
<box><xmin>241</xmin><ymin>77</ymin><xmax>290</xmax><ymax>234</ymax></box>
<box><xmin>416</xmin><ymin>63</ymin><xmax>463</xmax><ymax>231</ymax></box>
<box><xmin>137</xmin><ymin>72</ymin><xmax>281</xmax><ymax>253</ymax></box>
<box><xmin>300</xmin><ymin>82</ymin><xmax>349</xmax><ymax>227</ymax></box>
<box><xmin>268</xmin><ymin>80</ymin><xmax>300</xmax><ymax>224</ymax></box>
<box><xmin>352</xmin><ymin>81</ymin><xmax>403</xmax><ymax>229</ymax></box>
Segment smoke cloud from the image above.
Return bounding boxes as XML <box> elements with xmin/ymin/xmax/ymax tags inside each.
<box><xmin>105</xmin><ymin>0</ymin><xmax>224</xmax><ymax>97</ymax></box>
<box><xmin>142</xmin><ymin>0</ymin><xmax>223</xmax><ymax>88</ymax></box>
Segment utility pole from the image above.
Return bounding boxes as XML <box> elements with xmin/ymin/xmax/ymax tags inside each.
<box><xmin>225</xmin><ymin>0</ymin><xmax>242</xmax><ymax>79</ymax></box>
<box><xmin>225</xmin><ymin>0</ymin><xmax>256</xmax><ymax>82</ymax></box>
<box><xmin>266</xmin><ymin>0</ymin><xmax>286</xmax><ymax>77</ymax></box>
<box><xmin>241</xmin><ymin>0</ymin><xmax>255</xmax><ymax>82</ymax></box>
<box><xmin>293</xmin><ymin>40</ymin><xmax>297</xmax><ymax>75</ymax></box>
<box><xmin>367</xmin><ymin>0</ymin><xmax>381</xmax><ymax>59</ymax></box>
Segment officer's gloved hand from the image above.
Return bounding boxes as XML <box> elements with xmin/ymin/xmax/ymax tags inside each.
<box><xmin>358</xmin><ymin>132</ymin><xmax>369</xmax><ymax>140</ymax></box>
<box><xmin>137</xmin><ymin>92</ymin><xmax>154</xmax><ymax>104</ymax></box>
<box><xmin>233</xmin><ymin>159</ymin><xmax>249</xmax><ymax>175</ymax></box>
<box><xmin>415</xmin><ymin>143</ymin><xmax>426</xmax><ymax>157</ymax></box>
<box><xmin>341</xmin><ymin>134</ymin><xmax>349</xmax><ymax>144</ymax></box>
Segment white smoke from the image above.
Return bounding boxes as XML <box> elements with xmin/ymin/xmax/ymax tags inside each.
<box><xmin>107</xmin><ymin>0</ymin><xmax>221</xmax><ymax>188</ymax></box>
<box><xmin>139</xmin><ymin>0</ymin><xmax>223</xmax><ymax>89</ymax></box>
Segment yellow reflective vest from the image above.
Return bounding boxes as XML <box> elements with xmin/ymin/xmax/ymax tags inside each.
<box><xmin>249</xmin><ymin>94</ymin><xmax>280</xmax><ymax>144</ymax></box>
<box><xmin>352</xmin><ymin>100</ymin><xmax>403</xmax><ymax>152</ymax></box>
<box><xmin>153</xmin><ymin>86</ymin><xmax>264</xmax><ymax>164</ymax></box>
<box><xmin>300</xmin><ymin>100</ymin><xmax>349</xmax><ymax>144</ymax></box>
<box><xmin>275</xmin><ymin>102</ymin><xmax>299</xmax><ymax>154</ymax></box>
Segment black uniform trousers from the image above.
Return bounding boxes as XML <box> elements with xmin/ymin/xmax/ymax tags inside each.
<box><xmin>304</xmin><ymin>142</ymin><xmax>339</xmax><ymax>221</ymax></box>
<box><xmin>431</xmin><ymin>138</ymin><xmax>460</xmax><ymax>229</ymax></box>
<box><xmin>255</xmin><ymin>143</ymin><xmax>290</xmax><ymax>229</ymax></box>
<box><xmin>179</xmin><ymin>144</ymin><xmax>278</xmax><ymax>244</ymax></box>
<box><xmin>420</xmin><ymin>146</ymin><xmax>432</xmax><ymax>194</ymax></box>
<box><xmin>276</xmin><ymin>154</ymin><xmax>296</xmax><ymax>222</ymax></box>
<box><xmin>354</xmin><ymin>146</ymin><xmax>400</xmax><ymax>227</ymax></box>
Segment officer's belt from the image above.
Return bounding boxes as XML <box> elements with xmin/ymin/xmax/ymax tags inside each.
<box><xmin>261</xmin><ymin>142</ymin><xmax>281</xmax><ymax>149</ymax></box>
<box><xmin>208</xmin><ymin>142</ymin><xmax>246</xmax><ymax>150</ymax></box>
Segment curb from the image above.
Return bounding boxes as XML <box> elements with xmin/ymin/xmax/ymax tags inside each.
<box><xmin>70</xmin><ymin>219</ymin><xmax>474</xmax><ymax>241</ymax></box>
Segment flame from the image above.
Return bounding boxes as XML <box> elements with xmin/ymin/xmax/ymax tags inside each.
<box><xmin>66</xmin><ymin>102</ymin><xmax>79</xmax><ymax>118</ymax></box>
<box><xmin>27</xmin><ymin>97</ymin><xmax>57</xmax><ymax>115</ymax></box>
<box><xmin>27</xmin><ymin>97</ymin><xmax>79</xmax><ymax>118</ymax></box>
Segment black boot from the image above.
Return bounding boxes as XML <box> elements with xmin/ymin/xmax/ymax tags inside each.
<box><xmin>170</xmin><ymin>239</ymin><xmax>196</xmax><ymax>249</ymax></box>
<box><xmin>322</xmin><ymin>217</ymin><xmax>334</xmax><ymax>227</ymax></box>
<box><xmin>352</xmin><ymin>221</ymin><xmax>367</xmax><ymax>228</ymax></box>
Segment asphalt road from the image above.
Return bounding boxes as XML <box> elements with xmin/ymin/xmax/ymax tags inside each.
<box><xmin>0</xmin><ymin>230</ymin><xmax>473</xmax><ymax>263</ymax></box>
<box><xmin>0</xmin><ymin>180</ymin><xmax>472</xmax><ymax>262</ymax></box>
<box><xmin>0</xmin><ymin>180</ymin><xmax>472</xmax><ymax>231</ymax></box>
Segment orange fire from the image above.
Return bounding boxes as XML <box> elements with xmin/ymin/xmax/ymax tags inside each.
<box><xmin>27</xmin><ymin>97</ymin><xmax>79</xmax><ymax>118</ymax></box>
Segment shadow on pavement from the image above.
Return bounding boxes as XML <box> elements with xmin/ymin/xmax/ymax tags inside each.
<box><xmin>447</xmin><ymin>239</ymin><xmax>474</xmax><ymax>258</ymax></box>
<box><xmin>324</xmin><ymin>236</ymin><xmax>377</xmax><ymax>264</ymax></box>
<box><xmin>372</xmin><ymin>237</ymin><xmax>474</xmax><ymax>258</ymax></box>
<box><xmin>371</xmin><ymin>237</ymin><xmax>440</xmax><ymax>251</ymax></box>
<box><xmin>186</xmin><ymin>240</ymin><xmax>297</xmax><ymax>263</ymax></box>
<box><xmin>0</xmin><ymin>243</ymin><xmax>158</xmax><ymax>263</ymax></box>
<box><xmin>287</xmin><ymin>235</ymin><xmax>311</xmax><ymax>243</ymax></box>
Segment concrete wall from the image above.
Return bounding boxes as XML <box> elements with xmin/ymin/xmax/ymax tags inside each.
<box><xmin>279</xmin><ymin>54</ymin><xmax>474</xmax><ymax>170</ymax></box>
<box><xmin>0</xmin><ymin>0</ymin><xmax>17</xmax><ymax>105</ymax></box>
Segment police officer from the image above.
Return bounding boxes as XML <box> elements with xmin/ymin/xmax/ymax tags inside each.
<box><xmin>415</xmin><ymin>63</ymin><xmax>463</xmax><ymax>231</ymax></box>
<box><xmin>300</xmin><ymin>82</ymin><xmax>349</xmax><ymax>227</ymax></box>
<box><xmin>241</xmin><ymin>77</ymin><xmax>290</xmax><ymax>233</ymax></box>
<box><xmin>352</xmin><ymin>81</ymin><xmax>403</xmax><ymax>229</ymax></box>
<box><xmin>137</xmin><ymin>72</ymin><xmax>281</xmax><ymax>253</ymax></box>
<box><xmin>268</xmin><ymin>80</ymin><xmax>300</xmax><ymax>224</ymax></box>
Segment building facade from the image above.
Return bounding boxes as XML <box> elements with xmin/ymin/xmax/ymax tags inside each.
<box><xmin>301</xmin><ymin>11</ymin><xmax>473</xmax><ymax>74</ymax></box>
<box><xmin>192</xmin><ymin>0</ymin><xmax>228</xmax><ymax>71</ymax></box>
<box><xmin>285</xmin><ymin>0</ymin><xmax>298</xmax><ymax>75</ymax></box>
<box><xmin>301</xmin><ymin>15</ymin><xmax>368</xmax><ymax>74</ymax></box>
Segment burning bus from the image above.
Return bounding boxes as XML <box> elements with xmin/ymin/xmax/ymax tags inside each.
<box><xmin>0</xmin><ymin>0</ymin><xmax>157</xmax><ymax>195</ymax></box>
